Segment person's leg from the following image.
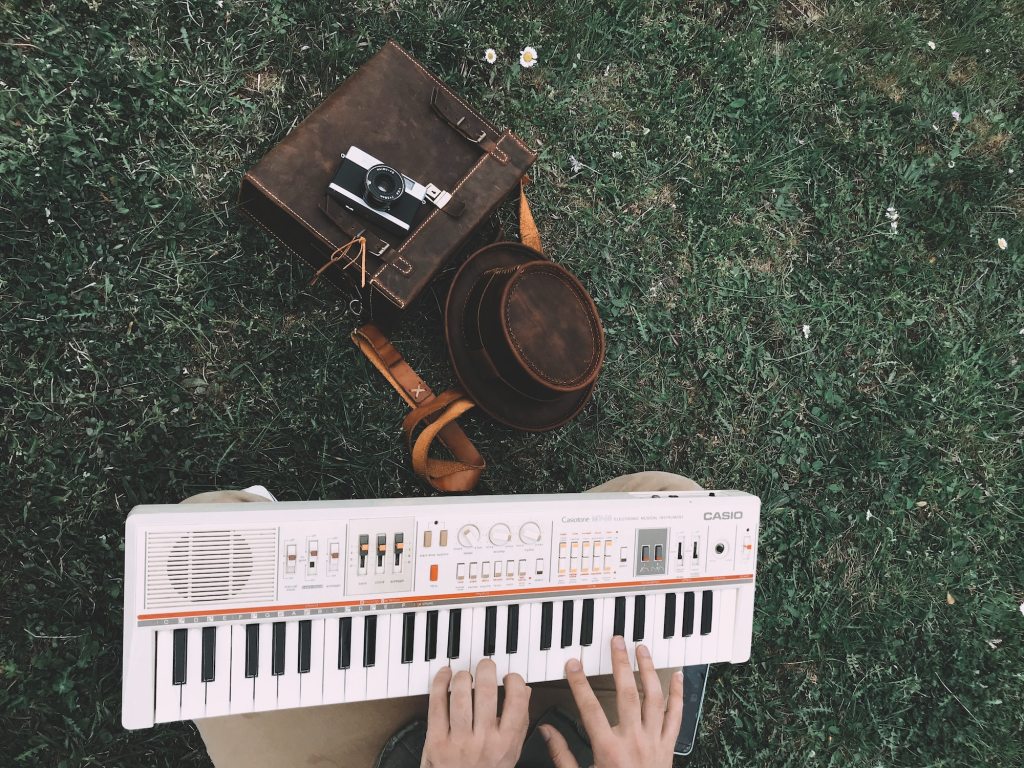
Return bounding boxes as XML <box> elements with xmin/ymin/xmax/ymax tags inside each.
<box><xmin>528</xmin><ymin>471</ymin><xmax>703</xmax><ymax>725</ymax></box>
<box><xmin>183</xmin><ymin>489</ymin><xmax>426</xmax><ymax>768</ymax></box>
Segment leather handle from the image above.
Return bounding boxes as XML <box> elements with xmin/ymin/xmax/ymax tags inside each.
<box><xmin>429</xmin><ymin>87</ymin><xmax>509</xmax><ymax>165</ymax></box>
<box><xmin>352</xmin><ymin>324</ymin><xmax>485</xmax><ymax>492</ymax></box>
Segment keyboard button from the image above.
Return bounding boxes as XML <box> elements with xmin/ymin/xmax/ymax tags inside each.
<box><xmin>425</xmin><ymin>611</ymin><xmax>439</xmax><ymax>661</ymax></box>
<box><xmin>613</xmin><ymin>596</ymin><xmax>626</xmax><ymax>637</ymax></box>
<box><xmin>179</xmin><ymin>628</ymin><xmax>206</xmax><ymax>718</ymax></box>
<box><xmin>253</xmin><ymin>623</ymin><xmax>277</xmax><ymax>712</ymax></box>
<box><xmin>493</xmin><ymin>605</ymin><xmax>510</xmax><ymax>678</ymax></box>
<box><xmin>339</xmin><ymin>617</ymin><xmax>353</xmax><ymax>669</ymax></box>
<box><xmin>344</xmin><ymin>616</ymin><xmax>366</xmax><ymax>702</ymax></box>
<box><xmin>229</xmin><ymin>624</ymin><xmax>255</xmax><ymax>714</ymax></box>
<box><xmin>245</xmin><ymin>624</ymin><xmax>259</xmax><ymax>677</ymax></box>
<box><xmin>560</xmin><ymin>600</ymin><xmax>574</xmax><ymax>648</ymax></box>
<box><xmin>580</xmin><ymin>599</ymin><xmax>595</xmax><ymax>646</ymax></box>
<box><xmin>401</xmin><ymin>613</ymin><xmax>416</xmax><ymax>663</ymax></box>
<box><xmin>272</xmin><ymin>622</ymin><xmax>287</xmax><ymax>676</ymax></box>
<box><xmin>714</xmin><ymin>588</ymin><xmax>737</xmax><ymax>664</ymax></box>
<box><xmin>323</xmin><ymin>618</ymin><xmax>345</xmax><ymax>705</ymax></box>
<box><xmin>363</xmin><ymin>615</ymin><xmax>378</xmax><ymax>667</ymax></box>
<box><xmin>447</xmin><ymin>609</ymin><xmax>462</xmax><ymax>660</ymax></box>
<box><xmin>201</xmin><ymin>626</ymin><xmax>217</xmax><ymax>682</ymax></box>
<box><xmin>526</xmin><ymin>602</ymin><xmax>548</xmax><ymax>683</ymax></box>
<box><xmin>509</xmin><ymin>603</ymin><xmax>531</xmax><ymax>680</ymax></box>
<box><xmin>388</xmin><ymin>612</ymin><xmax>408</xmax><ymax>698</ymax></box>
<box><xmin>544</xmin><ymin>601</ymin><xmax>564</xmax><ymax>680</ymax></box>
<box><xmin>682</xmin><ymin>592</ymin><xmax>695</xmax><ymax>637</ymax></box>
<box><xmin>622</xmin><ymin>596</ymin><xmax>637</xmax><ymax>665</ymax></box>
<box><xmin>506</xmin><ymin>604</ymin><xmax>520</xmax><ymax>654</ymax></box>
<box><xmin>663</xmin><ymin>593</ymin><xmax>677</xmax><ymax>639</ymax></box>
<box><xmin>700</xmin><ymin>591</ymin><xmax>713</xmax><ymax>636</ymax></box>
<box><xmin>467</xmin><ymin>607</ymin><xmax>488</xmax><ymax>671</ymax></box>
<box><xmin>172</xmin><ymin>628</ymin><xmax>187</xmax><ymax>685</ymax></box>
<box><xmin>366</xmin><ymin>613</ymin><xmax>391</xmax><ymax>698</ymax></box>
<box><xmin>581</xmin><ymin>598</ymin><xmax>603</xmax><ymax>672</ymax></box>
<box><xmin>632</xmin><ymin>595</ymin><xmax>646</xmax><ymax>642</ymax></box>
<box><xmin>651</xmin><ymin>593</ymin><xmax>670</xmax><ymax>668</ymax></box>
<box><xmin>428</xmin><ymin>610</ymin><xmax>451</xmax><ymax>683</ymax></box>
<box><xmin>277</xmin><ymin>621</ymin><xmax>301</xmax><ymax>708</ymax></box>
<box><xmin>484</xmin><ymin>606</ymin><xmax>498</xmax><ymax>656</ymax></box>
<box><xmin>540</xmin><ymin>602</ymin><xmax>554</xmax><ymax>650</ymax></box>
<box><xmin>409</xmin><ymin>610</ymin><xmax>431</xmax><ymax>696</ymax></box>
<box><xmin>298</xmin><ymin>620</ymin><xmax>312</xmax><ymax>674</ymax></box>
<box><xmin>598</xmin><ymin>598</ymin><xmax>616</xmax><ymax>674</ymax></box>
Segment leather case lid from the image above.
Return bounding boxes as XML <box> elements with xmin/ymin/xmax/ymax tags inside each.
<box><xmin>239</xmin><ymin>41</ymin><xmax>536</xmax><ymax>308</ymax></box>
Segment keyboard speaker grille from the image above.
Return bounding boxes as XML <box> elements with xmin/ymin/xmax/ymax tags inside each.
<box><xmin>145</xmin><ymin>529</ymin><xmax>278</xmax><ymax>609</ymax></box>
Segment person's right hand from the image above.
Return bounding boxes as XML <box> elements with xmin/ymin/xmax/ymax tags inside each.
<box><xmin>540</xmin><ymin>635</ymin><xmax>683</xmax><ymax>768</ymax></box>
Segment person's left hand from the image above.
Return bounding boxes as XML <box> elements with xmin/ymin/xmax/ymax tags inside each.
<box><xmin>421</xmin><ymin>659</ymin><xmax>531</xmax><ymax>768</ymax></box>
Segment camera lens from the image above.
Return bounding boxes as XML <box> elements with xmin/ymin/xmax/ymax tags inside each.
<box><xmin>364</xmin><ymin>165</ymin><xmax>405</xmax><ymax>209</ymax></box>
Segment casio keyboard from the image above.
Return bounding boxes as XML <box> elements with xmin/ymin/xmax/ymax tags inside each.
<box><xmin>121</xmin><ymin>491</ymin><xmax>759</xmax><ymax>729</ymax></box>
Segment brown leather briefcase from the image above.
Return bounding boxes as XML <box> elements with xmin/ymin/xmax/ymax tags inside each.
<box><xmin>239</xmin><ymin>41</ymin><xmax>536</xmax><ymax>309</ymax></box>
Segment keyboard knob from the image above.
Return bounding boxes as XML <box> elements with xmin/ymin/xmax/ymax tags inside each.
<box><xmin>457</xmin><ymin>524</ymin><xmax>481</xmax><ymax>547</ymax></box>
<box><xmin>519</xmin><ymin>522</ymin><xmax>542</xmax><ymax>545</ymax></box>
<box><xmin>489</xmin><ymin>523</ymin><xmax>512</xmax><ymax>546</ymax></box>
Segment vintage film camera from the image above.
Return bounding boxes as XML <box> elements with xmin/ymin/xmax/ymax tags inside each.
<box><xmin>327</xmin><ymin>146</ymin><xmax>450</xmax><ymax>236</ymax></box>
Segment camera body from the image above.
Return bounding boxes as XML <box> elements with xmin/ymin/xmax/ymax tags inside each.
<box><xmin>327</xmin><ymin>146</ymin><xmax>427</xmax><ymax>234</ymax></box>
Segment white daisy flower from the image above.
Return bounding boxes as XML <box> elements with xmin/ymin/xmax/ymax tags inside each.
<box><xmin>866</xmin><ymin>510</ymin><xmax>873</xmax><ymax>520</ymax></box>
<box><xmin>886</xmin><ymin>206</ymin><xmax>899</xmax><ymax>221</ymax></box>
<box><xmin>568</xmin><ymin>155</ymin><xmax>583</xmax><ymax>173</ymax></box>
<box><xmin>519</xmin><ymin>46</ymin><xmax>538</xmax><ymax>68</ymax></box>
<box><xmin>997</xmin><ymin>237</ymin><xmax>1008</xmax><ymax>250</ymax></box>
<box><xmin>951</xmin><ymin>109</ymin><xmax>961</xmax><ymax>122</ymax></box>
<box><xmin>483</xmin><ymin>48</ymin><xmax>497</xmax><ymax>65</ymax></box>
<box><xmin>927</xmin><ymin>40</ymin><xmax>936</xmax><ymax>50</ymax></box>
<box><xmin>1019</xmin><ymin>602</ymin><xmax>1024</xmax><ymax>616</ymax></box>
<box><xmin>802</xmin><ymin>324</ymin><xmax>811</xmax><ymax>339</ymax></box>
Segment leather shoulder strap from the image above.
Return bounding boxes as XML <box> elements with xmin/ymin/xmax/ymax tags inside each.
<box><xmin>352</xmin><ymin>324</ymin><xmax>485</xmax><ymax>492</ymax></box>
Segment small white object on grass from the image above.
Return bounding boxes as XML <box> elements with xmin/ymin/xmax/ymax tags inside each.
<box><xmin>997</xmin><ymin>238</ymin><xmax>1008</xmax><ymax>250</ymax></box>
<box><xmin>519</xmin><ymin>46</ymin><xmax>538</xmax><ymax>68</ymax></box>
<box><xmin>952</xmin><ymin>110</ymin><xmax>961</xmax><ymax>122</ymax></box>
<box><xmin>483</xmin><ymin>48</ymin><xmax>497</xmax><ymax>65</ymax></box>
<box><xmin>802</xmin><ymin>324</ymin><xmax>811</xmax><ymax>339</ymax></box>
<box><xmin>927</xmin><ymin>40</ymin><xmax>936</xmax><ymax>50</ymax></box>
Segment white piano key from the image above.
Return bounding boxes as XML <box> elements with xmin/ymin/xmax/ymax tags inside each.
<box><xmin>205</xmin><ymin>625</ymin><xmax>232</xmax><ymax>716</ymax></box>
<box><xmin>154</xmin><ymin>629</ymin><xmax>181</xmax><ymax>724</ymax></box>
<box><xmin>716</xmin><ymin>589</ymin><xmax>737</xmax><ymax>665</ymax></box>
<box><xmin>323</xmin><ymin>617</ymin><xmax>346</xmax><ymax>705</ymax></box>
<box><xmin>180</xmin><ymin>627</ymin><xmax>206</xmax><ymax>720</ymax></box>
<box><xmin>365</xmin><ymin>613</ymin><xmax>390</xmax><ymax>699</ymax></box>
<box><xmin>345</xmin><ymin>615</ymin><xmax>367</xmax><ymax>702</ymax></box>
<box><xmin>508</xmin><ymin>603</ymin><xmax>531</xmax><ymax>681</ymax></box>
<box><xmin>544</xmin><ymin>601</ymin><xmax>564</xmax><ymax>680</ymax></box>
<box><xmin>651</xmin><ymin>593</ymin><xmax>670</xmax><ymax>669</ymax></box>
<box><xmin>493</xmin><ymin>605</ymin><xmax>509</xmax><ymax>679</ymax></box>
<box><xmin>299</xmin><ymin>619</ymin><xmax>325</xmax><ymax>708</ymax></box>
<box><xmin>253</xmin><ymin>623</ymin><xmax>277</xmax><ymax>712</ymax></box>
<box><xmin>526</xmin><ymin>602</ymin><xmax>547</xmax><ymax>683</ymax></box>
<box><xmin>640</xmin><ymin>595</ymin><xmax>657</xmax><ymax>659</ymax></box>
<box><xmin>276</xmin><ymin>621</ymin><xmax>301</xmax><ymax>710</ymax></box>
<box><xmin>683</xmin><ymin>593</ymin><xmax>702</xmax><ymax>668</ymax></box>
<box><xmin>732</xmin><ymin>584</ymin><xmax>754</xmax><ymax>662</ymax></box>
<box><xmin>598</xmin><ymin>597</ymin><xmax>617</xmax><ymax>675</ymax></box>
<box><xmin>666</xmin><ymin>594</ymin><xmax>687</xmax><ymax>669</ymax></box>
<box><xmin>580</xmin><ymin>598</ymin><xmax>603</xmax><ymax>673</ymax></box>
<box><xmin>428</xmin><ymin>609</ymin><xmax>451</xmax><ymax>683</ymax></box>
<box><xmin>387</xmin><ymin>613</ymin><xmax>409</xmax><ymax>698</ymax></box>
<box><xmin>229</xmin><ymin>625</ymin><xmax>255</xmax><ymax>714</ymax></box>
<box><xmin>408</xmin><ymin>610</ymin><xmax>431</xmax><ymax>696</ymax></box>
<box><xmin>467</xmin><ymin>606</ymin><xmax>489</xmax><ymax>674</ymax></box>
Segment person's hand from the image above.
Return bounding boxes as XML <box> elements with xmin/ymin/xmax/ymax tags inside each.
<box><xmin>540</xmin><ymin>636</ymin><xmax>683</xmax><ymax>768</ymax></box>
<box><xmin>422</xmin><ymin>659</ymin><xmax>531</xmax><ymax>768</ymax></box>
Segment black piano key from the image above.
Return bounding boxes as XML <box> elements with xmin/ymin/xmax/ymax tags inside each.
<box><xmin>201</xmin><ymin>626</ymin><xmax>216</xmax><ymax>682</ymax></box>
<box><xmin>298</xmin><ymin>620</ymin><xmax>312</xmax><ymax>674</ymax></box>
<box><xmin>448</xmin><ymin>609</ymin><xmax>462</xmax><ymax>659</ymax></box>
<box><xmin>682</xmin><ymin>592</ymin><xmax>695</xmax><ymax>637</ymax></box>
<box><xmin>613</xmin><ymin>596</ymin><xmax>626</xmax><ymax>637</ymax></box>
<box><xmin>540</xmin><ymin>602</ymin><xmax>553</xmax><ymax>650</ymax></box>
<box><xmin>580</xmin><ymin>599</ymin><xmax>595</xmax><ymax>647</ymax></box>
<box><xmin>272</xmin><ymin>622</ymin><xmax>286</xmax><ymax>676</ymax></box>
<box><xmin>172</xmin><ymin>628</ymin><xmax>187</xmax><ymax>685</ymax></box>
<box><xmin>506</xmin><ymin>604</ymin><xmax>520</xmax><ymax>654</ymax></box>
<box><xmin>663</xmin><ymin>593</ymin><xmax>677</xmax><ymax>639</ymax></box>
<box><xmin>484</xmin><ymin>606</ymin><xmax>498</xmax><ymax>656</ymax></box>
<box><xmin>425</xmin><ymin>611</ymin><xmax>439</xmax><ymax>662</ymax></box>
<box><xmin>700</xmin><ymin>590</ymin><xmax>713</xmax><ymax>636</ymax></box>
<box><xmin>245</xmin><ymin>623</ymin><xmax>259</xmax><ymax>677</ymax></box>
<box><xmin>633</xmin><ymin>595</ymin><xmax>646</xmax><ymax>641</ymax></box>
<box><xmin>363</xmin><ymin>615</ymin><xmax>377</xmax><ymax>667</ymax></box>
<box><xmin>560</xmin><ymin>600</ymin><xmax>574</xmax><ymax>648</ymax></box>
<box><xmin>339</xmin><ymin>617</ymin><xmax>352</xmax><ymax>669</ymax></box>
<box><xmin>401</xmin><ymin>612</ymin><xmax>416</xmax><ymax>664</ymax></box>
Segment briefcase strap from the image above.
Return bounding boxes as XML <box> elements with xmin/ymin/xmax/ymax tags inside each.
<box><xmin>352</xmin><ymin>324</ymin><xmax>485</xmax><ymax>492</ymax></box>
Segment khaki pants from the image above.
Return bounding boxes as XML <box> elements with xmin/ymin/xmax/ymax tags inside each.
<box><xmin>195</xmin><ymin>472</ymin><xmax>702</xmax><ymax>768</ymax></box>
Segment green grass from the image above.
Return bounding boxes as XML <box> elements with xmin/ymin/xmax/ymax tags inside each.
<box><xmin>2</xmin><ymin>0</ymin><xmax>1022</xmax><ymax>765</ymax></box>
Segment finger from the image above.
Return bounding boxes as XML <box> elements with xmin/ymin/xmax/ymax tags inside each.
<box><xmin>540</xmin><ymin>725</ymin><xmax>581</xmax><ymax>768</ymax></box>
<box><xmin>426</xmin><ymin>666</ymin><xmax>452</xmax><ymax>736</ymax></box>
<box><xmin>450</xmin><ymin>670</ymin><xmax>474</xmax><ymax>735</ymax></box>
<box><xmin>635</xmin><ymin>644</ymin><xmax>665</xmax><ymax>727</ymax></box>
<box><xmin>473</xmin><ymin>658</ymin><xmax>498</xmax><ymax>731</ymax></box>
<box><xmin>499</xmin><ymin>673</ymin><xmax>532</xmax><ymax>738</ymax></box>
<box><xmin>661</xmin><ymin>670</ymin><xmax>684</xmax><ymax>741</ymax></box>
<box><xmin>610</xmin><ymin>635</ymin><xmax>641</xmax><ymax>728</ymax></box>
<box><xmin>563</xmin><ymin>657</ymin><xmax>612</xmax><ymax>741</ymax></box>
